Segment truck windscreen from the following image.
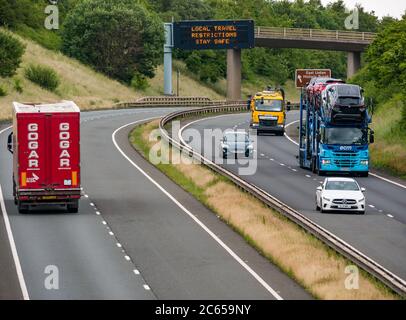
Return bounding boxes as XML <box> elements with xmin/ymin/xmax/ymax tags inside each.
<box><xmin>255</xmin><ymin>100</ymin><xmax>282</xmax><ymax>112</ymax></box>
<box><xmin>323</xmin><ymin>127</ymin><xmax>367</xmax><ymax>145</ymax></box>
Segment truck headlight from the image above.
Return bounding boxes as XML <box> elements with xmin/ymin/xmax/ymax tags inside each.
<box><xmin>360</xmin><ymin>160</ymin><xmax>368</xmax><ymax>166</ymax></box>
<box><xmin>252</xmin><ymin>123</ymin><xmax>259</xmax><ymax>127</ymax></box>
<box><xmin>321</xmin><ymin>159</ymin><xmax>331</xmax><ymax>165</ymax></box>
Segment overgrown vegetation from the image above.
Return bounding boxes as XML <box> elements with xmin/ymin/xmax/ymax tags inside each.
<box><xmin>351</xmin><ymin>17</ymin><xmax>406</xmax><ymax>177</ymax></box>
<box><xmin>0</xmin><ymin>85</ymin><xmax>7</xmax><ymax>97</ymax></box>
<box><xmin>130</xmin><ymin>119</ymin><xmax>399</xmax><ymax>300</ymax></box>
<box><xmin>0</xmin><ymin>30</ymin><xmax>25</xmax><ymax>77</ymax></box>
<box><xmin>0</xmin><ymin>0</ymin><xmax>78</xmax><ymax>50</ymax></box>
<box><xmin>61</xmin><ymin>0</ymin><xmax>164</xmax><ymax>84</ymax></box>
<box><xmin>24</xmin><ymin>64</ymin><xmax>60</xmax><ymax>92</ymax></box>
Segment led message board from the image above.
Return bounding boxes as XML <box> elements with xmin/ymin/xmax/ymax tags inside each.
<box><xmin>173</xmin><ymin>20</ymin><xmax>255</xmax><ymax>50</ymax></box>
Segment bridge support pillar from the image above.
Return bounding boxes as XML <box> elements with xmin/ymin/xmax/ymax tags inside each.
<box><xmin>347</xmin><ymin>51</ymin><xmax>361</xmax><ymax>79</ymax></box>
<box><xmin>164</xmin><ymin>23</ymin><xmax>173</xmax><ymax>95</ymax></box>
<box><xmin>227</xmin><ymin>48</ymin><xmax>241</xmax><ymax>100</ymax></box>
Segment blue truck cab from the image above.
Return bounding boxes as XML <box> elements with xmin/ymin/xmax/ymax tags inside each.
<box><xmin>299</xmin><ymin>83</ymin><xmax>374</xmax><ymax>176</ymax></box>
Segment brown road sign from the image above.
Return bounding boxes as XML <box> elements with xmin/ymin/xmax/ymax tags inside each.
<box><xmin>295</xmin><ymin>69</ymin><xmax>331</xmax><ymax>88</ymax></box>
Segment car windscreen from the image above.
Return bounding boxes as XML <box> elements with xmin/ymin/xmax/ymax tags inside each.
<box><xmin>323</xmin><ymin>127</ymin><xmax>367</xmax><ymax>145</ymax></box>
<box><xmin>255</xmin><ymin>99</ymin><xmax>282</xmax><ymax>112</ymax></box>
<box><xmin>224</xmin><ymin>133</ymin><xmax>249</xmax><ymax>142</ymax></box>
<box><xmin>337</xmin><ymin>85</ymin><xmax>360</xmax><ymax>97</ymax></box>
<box><xmin>325</xmin><ymin>181</ymin><xmax>359</xmax><ymax>191</ymax></box>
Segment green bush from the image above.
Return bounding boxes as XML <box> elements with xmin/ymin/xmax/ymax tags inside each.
<box><xmin>0</xmin><ymin>30</ymin><xmax>25</xmax><ymax>78</ymax></box>
<box><xmin>16</xmin><ymin>25</ymin><xmax>62</xmax><ymax>51</ymax></box>
<box><xmin>13</xmin><ymin>78</ymin><xmax>23</xmax><ymax>93</ymax></box>
<box><xmin>24</xmin><ymin>64</ymin><xmax>60</xmax><ymax>92</ymax></box>
<box><xmin>62</xmin><ymin>0</ymin><xmax>164</xmax><ymax>84</ymax></box>
<box><xmin>131</xmin><ymin>72</ymin><xmax>149</xmax><ymax>90</ymax></box>
<box><xmin>0</xmin><ymin>85</ymin><xmax>7</xmax><ymax>97</ymax></box>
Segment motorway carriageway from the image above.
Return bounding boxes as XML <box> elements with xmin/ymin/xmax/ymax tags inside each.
<box><xmin>0</xmin><ymin>108</ymin><xmax>309</xmax><ymax>300</ymax></box>
<box><xmin>179</xmin><ymin>111</ymin><xmax>406</xmax><ymax>282</ymax></box>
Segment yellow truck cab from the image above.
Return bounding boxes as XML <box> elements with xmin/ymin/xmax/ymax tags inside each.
<box><xmin>250</xmin><ymin>88</ymin><xmax>286</xmax><ymax>136</ymax></box>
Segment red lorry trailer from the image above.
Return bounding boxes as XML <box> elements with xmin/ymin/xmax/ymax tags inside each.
<box><xmin>7</xmin><ymin>101</ymin><xmax>81</xmax><ymax>213</ymax></box>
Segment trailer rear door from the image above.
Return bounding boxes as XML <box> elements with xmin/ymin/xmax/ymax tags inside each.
<box><xmin>48</xmin><ymin>112</ymin><xmax>80</xmax><ymax>189</ymax></box>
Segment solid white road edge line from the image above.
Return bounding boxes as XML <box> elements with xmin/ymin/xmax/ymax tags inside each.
<box><xmin>284</xmin><ymin>119</ymin><xmax>406</xmax><ymax>189</ymax></box>
<box><xmin>112</xmin><ymin>118</ymin><xmax>283</xmax><ymax>300</ymax></box>
<box><xmin>0</xmin><ymin>126</ymin><xmax>30</xmax><ymax>300</ymax></box>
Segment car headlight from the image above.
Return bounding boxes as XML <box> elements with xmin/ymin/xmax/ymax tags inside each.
<box><xmin>360</xmin><ymin>160</ymin><xmax>369</xmax><ymax>166</ymax></box>
<box><xmin>252</xmin><ymin>123</ymin><xmax>259</xmax><ymax>127</ymax></box>
<box><xmin>321</xmin><ymin>159</ymin><xmax>331</xmax><ymax>165</ymax></box>
<box><xmin>323</xmin><ymin>197</ymin><xmax>331</xmax><ymax>202</ymax></box>
<box><xmin>358</xmin><ymin>198</ymin><xmax>365</xmax><ymax>203</ymax></box>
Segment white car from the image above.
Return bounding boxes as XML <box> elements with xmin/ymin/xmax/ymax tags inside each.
<box><xmin>221</xmin><ymin>131</ymin><xmax>254</xmax><ymax>159</ymax></box>
<box><xmin>315</xmin><ymin>177</ymin><xmax>366</xmax><ymax>214</ymax></box>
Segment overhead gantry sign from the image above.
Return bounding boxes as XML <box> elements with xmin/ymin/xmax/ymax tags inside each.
<box><xmin>173</xmin><ymin>20</ymin><xmax>254</xmax><ymax>50</ymax></box>
<box><xmin>164</xmin><ymin>20</ymin><xmax>255</xmax><ymax>99</ymax></box>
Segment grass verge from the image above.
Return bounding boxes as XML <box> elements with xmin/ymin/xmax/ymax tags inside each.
<box><xmin>129</xmin><ymin>120</ymin><xmax>399</xmax><ymax>300</ymax></box>
<box><xmin>370</xmin><ymin>95</ymin><xmax>406</xmax><ymax>179</ymax></box>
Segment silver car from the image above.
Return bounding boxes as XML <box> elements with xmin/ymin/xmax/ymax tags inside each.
<box><xmin>221</xmin><ymin>131</ymin><xmax>253</xmax><ymax>159</ymax></box>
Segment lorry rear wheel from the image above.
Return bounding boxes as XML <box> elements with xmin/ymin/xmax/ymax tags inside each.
<box><xmin>18</xmin><ymin>202</ymin><xmax>29</xmax><ymax>214</ymax></box>
<box><xmin>67</xmin><ymin>201</ymin><xmax>79</xmax><ymax>214</ymax></box>
<box><xmin>311</xmin><ymin>158</ymin><xmax>317</xmax><ymax>173</ymax></box>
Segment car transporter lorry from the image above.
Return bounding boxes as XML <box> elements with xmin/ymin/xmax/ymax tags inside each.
<box><xmin>299</xmin><ymin>81</ymin><xmax>374</xmax><ymax>176</ymax></box>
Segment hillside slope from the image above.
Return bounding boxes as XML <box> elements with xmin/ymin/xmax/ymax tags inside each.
<box><xmin>0</xmin><ymin>33</ymin><xmax>224</xmax><ymax>121</ymax></box>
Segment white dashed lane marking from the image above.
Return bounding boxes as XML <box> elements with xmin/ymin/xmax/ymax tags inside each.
<box><xmin>82</xmin><ymin>189</ymin><xmax>154</xmax><ymax>293</ymax></box>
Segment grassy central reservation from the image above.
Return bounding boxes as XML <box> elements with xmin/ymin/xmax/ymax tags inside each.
<box><xmin>130</xmin><ymin>119</ymin><xmax>399</xmax><ymax>300</ymax></box>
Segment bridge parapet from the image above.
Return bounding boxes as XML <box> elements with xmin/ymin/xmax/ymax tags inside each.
<box><xmin>255</xmin><ymin>26</ymin><xmax>376</xmax><ymax>44</ymax></box>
